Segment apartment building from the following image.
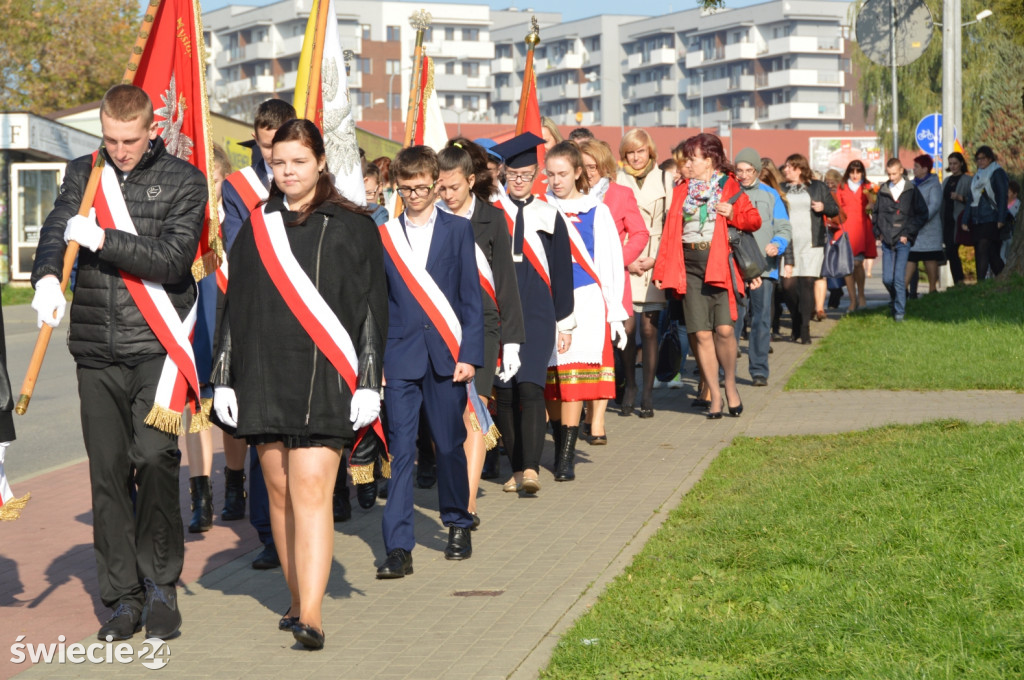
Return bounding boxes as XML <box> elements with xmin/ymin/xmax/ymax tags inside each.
<box><xmin>493</xmin><ymin>0</ymin><xmax>858</xmax><ymax>131</ymax></box>
<box><xmin>204</xmin><ymin>0</ymin><xmax>860</xmax><ymax>134</ymax></box>
<box><xmin>203</xmin><ymin>0</ymin><xmax>495</xmax><ymax>133</ymax></box>
<box><xmin>490</xmin><ymin>12</ymin><xmax>643</xmax><ymax>129</ymax></box>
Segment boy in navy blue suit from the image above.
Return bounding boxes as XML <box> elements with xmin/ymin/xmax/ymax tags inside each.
<box><xmin>377</xmin><ymin>146</ymin><xmax>484</xmax><ymax>578</ymax></box>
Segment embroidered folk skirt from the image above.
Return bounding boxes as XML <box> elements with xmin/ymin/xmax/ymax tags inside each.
<box><xmin>544</xmin><ymin>283</ymin><xmax>615</xmax><ymax>402</ymax></box>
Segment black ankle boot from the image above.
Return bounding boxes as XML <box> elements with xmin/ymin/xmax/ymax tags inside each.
<box><xmin>221</xmin><ymin>466</ymin><xmax>246</xmax><ymax>521</ymax></box>
<box><xmin>188</xmin><ymin>476</ymin><xmax>213</xmax><ymax>533</ymax></box>
<box><xmin>554</xmin><ymin>425</ymin><xmax>578</xmax><ymax>482</ymax></box>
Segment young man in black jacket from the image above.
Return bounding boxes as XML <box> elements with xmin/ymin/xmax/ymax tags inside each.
<box><xmin>873</xmin><ymin>158</ymin><xmax>929</xmax><ymax>321</ymax></box>
<box><xmin>30</xmin><ymin>85</ymin><xmax>207</xmax><ymax>641</ymax></box>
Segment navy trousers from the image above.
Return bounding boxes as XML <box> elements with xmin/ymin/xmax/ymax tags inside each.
<box><xmin>382</xmin><ymin>369</ymin><xmax>471</xmax><ymax>553</ymax></box>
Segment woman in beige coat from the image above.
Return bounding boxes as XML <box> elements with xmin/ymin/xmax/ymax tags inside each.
<box><xmin>616</xmin><ymin>129</ymin><xmax>676</xmax><ymax>417</ymax></box>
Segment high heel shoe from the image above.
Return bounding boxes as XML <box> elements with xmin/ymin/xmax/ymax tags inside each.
<box><xmin>706</xmin><ymin>399</ymin><xmax>724</xmax><ymax>419</ymax></box>
<box><xmin>727</xmin><ymin>401</ymin><xmax>743</xmax><ymax>417</ymax></box>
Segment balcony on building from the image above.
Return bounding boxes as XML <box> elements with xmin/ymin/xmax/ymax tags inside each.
<box><xmin>222</xmin><ymin>74</ymin><xmax>277</xmax><ymax>99</ymax></box>
<box><xmin>765</xmin><ymin>101</ymin><xmax>843</xmax><ymax>121</ymax></box>
<box><xmin>215</xmin><ymin>39</ymin><xmax>277</xmax><ymax>68</ymax></box>
<box><xmin>550</xmin><ymin>111</ymin><xmax>596</xmax><ymax>126</ymax></box>
<box><xmin>763</xmin><ymin>35</ymin><xmax>841</xmax><ymax>57</ymax></box>
<box><xmin>630</xmin><ymin>78</ymin><xmax>671</xmax><ymax>99</ymax></box>
<box><xmin>759</xmin><ymin>69</ymin><xmax>845</xmax><ymax>89</ymax></box>
<box><xmin>631</xmin><ymin>109</ymin><xmax>674</xmax><ymax>127</ymax></box>
<box><xmin>491</xmin><ymin>56</ymin><xmax>515</xmax><ymax>73</ymax></box>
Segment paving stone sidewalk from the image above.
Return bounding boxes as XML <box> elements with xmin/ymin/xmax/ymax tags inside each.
<box><xmin>6</xmin><ymin>278</ymin><xmax>1021</xmax><ymax>680</ymax></box>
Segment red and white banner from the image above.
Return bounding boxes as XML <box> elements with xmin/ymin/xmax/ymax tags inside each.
<box><xmin>413</xmin><ymin>56</ymin><xmax>449</xmax><ymax>153</ymax></box>
<box><xmin>132</xmin><ymin>0</ymin><xmax>219</xmax><ymax>277</ymax></box>
<box><xmin>249</xmin><ymin>206</ymin><xmax>386</xmax><ymax>445</ymax></box>
<box><xmin>93</xmin><ymin>161</ymin><xmax>203</xmax><ymax>435</ymax></box>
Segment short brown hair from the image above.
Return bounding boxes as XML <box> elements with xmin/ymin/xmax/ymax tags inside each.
<box><xmin>100</xmin><ymin>84</ymin><xmax>154</xmax><ymax>126</ymax></box>
<box><xmin>392</xmin><ymin>145</ymin><xmax>439</xmax><ymax>182</ymax></box>
<box><xmin>577</xmin><ymin>139</ymin><xmax>617</xmax><ymax>180</ymax></box>
<box><xmin>254</xmin><ymin>99</ymin><xmax>296</xmax><ymax>132</ymax></box>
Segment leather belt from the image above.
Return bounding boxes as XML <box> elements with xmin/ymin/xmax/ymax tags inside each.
<box><xmin>684</xmin><ymin>241</ymin><xmax>710</xmax><ymax>250</ymax></box>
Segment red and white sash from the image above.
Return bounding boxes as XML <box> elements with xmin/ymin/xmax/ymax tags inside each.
<box><xmin>249</xmin><ymin>206</ymin><xmax>387</xmax><ymax>447</ymax></box>
<box><xmin>475</xmin><ymin>244</ymin><xmax>497</xmax><ymax>308</ymax></box>
<box><xmin>92</xmin><ymin>161</ymin><xmax>204</xmax><ymax>435</ymax></box>
<box><xmin>219</xmin><ymin>167</ymin><xmax>270</xmax><ymax>293</ymax></box>
<box><xmin>378</xmin><ymin>216</ymin><xmax>463</xmax><ymax>362</ymax></box>
<box><xmin>494</xmin><ymin>190</ymin><xmax>551</xmax><ymax>292</ymax></box>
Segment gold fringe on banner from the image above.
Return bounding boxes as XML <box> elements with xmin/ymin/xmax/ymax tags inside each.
<box><xmin>380</xmin><ymin>456</ymin><xmax>391</xmax><ymax>479</ymax></box>
<box><xmin>482</xmin><ymin>424</ymin><xmax>500</xmax><ymax>451</ymax></box>
<box><xmin>189</xmin><ymin>399</ymin><xmax>213</xmax><ymax>433</ymax></box>
<box><xmin>144</xmin><ymin>405</ymin><xmax>185</xmax><ymax>435</ymax></box>
<box><xmin>350</xmin><ymin>463</ymin><xmax>375</xmax><ymax>485</ymax></box>
<box><xmin>0</xmin><ymin>493</ymin><xmax>31</xmax><ymax>521</ymax></box>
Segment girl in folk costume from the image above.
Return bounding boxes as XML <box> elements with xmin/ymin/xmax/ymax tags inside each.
<box><xmin>576</xmin><ymin>138</ymin><xmax>648</xmax><ymax>440</ymax></box>
<box><xmin>490</xmin><ymin>132</ymin><xmax>575</xmax><ymax>496</ymax></box>
<box><xmin>435</xmin><ymin>138</ymin><xmax>525</xmax><ymax>526</ymax></box>
<box><xmin>652</xmin><ymin>133</ymin><xmax>761</xmax><ymax>419</ymax></box>
<box><xmin>212</xmin><ymin>120</ymin><xmax>387</xmax><ymax>650</ymax></box>
<box><xmin>543</xmin><ymin>141</ymin><xmax>629</xmax><ymax>481</ymax></box>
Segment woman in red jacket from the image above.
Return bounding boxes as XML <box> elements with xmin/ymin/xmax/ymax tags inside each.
<box><xmin>577</xmin><ymin>138</ymin><xmax>648</xmax><ymax>440</ymax></box>
<box><xmin>835</xmin><ymin>160</ymin><xmax>876</xmax><ymax>311</ymax></box>
<box><xmin>652</xmin><ymin>133</ymin><xmax>761</xmax><ymax>419</ymax></box>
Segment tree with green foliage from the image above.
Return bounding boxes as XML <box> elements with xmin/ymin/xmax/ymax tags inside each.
<box><xmin>0</xmin><ymin>0</ymin><xmax>139</xmax><ymax>115</ymax></box>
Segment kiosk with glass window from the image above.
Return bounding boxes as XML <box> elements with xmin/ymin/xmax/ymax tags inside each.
<box><xmin>0</xmin><ymin>113</ymin><xmax>99</xmax><ymax>284</ymax></box>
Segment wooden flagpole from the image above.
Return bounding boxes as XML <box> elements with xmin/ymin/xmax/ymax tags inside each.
<box><xmin>402</xmin><ymin>10</ymin><xmax>432</xmax><ymax>149</ymax></box>
<box><xmin>515</xmin><ymin>17</ymin><xmax>541</xmax><ymax>135</ymax></box>
<box><xmin>16</xmin><ymin>0</ymin><xmax>162</xmax><ymax>415</ymax></box>
<box><xmin>303</xmin><ymin>0</ymin><xmax>331</xmax><ymax>124</ymax></box>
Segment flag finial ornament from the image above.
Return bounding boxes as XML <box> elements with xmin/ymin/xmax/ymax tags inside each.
<box><xmin>409</xmin><ymin>9</ymin><xmax>433</xmax><ymax>31</ymax></box>
<box><xmin>526</xmin><ymin>16</ymin><xmax>541</xmax><ymax>46</ymax></box>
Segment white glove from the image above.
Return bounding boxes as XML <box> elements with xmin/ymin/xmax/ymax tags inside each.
<box><xmin>64</xmin><ymin>209</ymin><xmax>104</xmax><ymax>252</ymax></box>
<box><xmin>350</xmin><ymin>388</ymin><xmax>381</xmax><ymax>430</ymax></box>
<box><xmin>213</xmin><ymin>386</ymin><xmax>238</xmax><ymax>428</ymax></box>
<box><xmin>610</xmin><ymin>321</ymin><xmax>628</xmax><ymax>351</ymax></box>
<box><xmin>0</xmin><ymin>441</ymin><xmax>9</xmax><ymax>465</ymax></box>
<box><xmin>31</xmin><ymin>276</ymin><xmax>66</xmax><ymax>329</ymax></box>
<box><xmin>498</xmin><ymin>343</ymin><xmax>521</xmax><ymax>382</ymax></box>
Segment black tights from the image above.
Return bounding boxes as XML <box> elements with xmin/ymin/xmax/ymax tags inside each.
<box><xmin>974</xmin><ymin>237</ymin><xmax>1004</xmax><ymax>280</ymax></box>
<box><xmin>621</xmin><ymin>311</ymin><xmax>659</xmax><ymax>409</ymax></box>
<box><xmin>780</xmin><ymin>276</ymin><xmax>816</xmax><ymax>341</ymax></box>
<box><xmin>494</xmin><ymin>382</ymin><xmax>547</xmax><ymax>473</ymax></box>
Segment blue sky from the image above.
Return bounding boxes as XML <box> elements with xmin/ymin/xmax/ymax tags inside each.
<box><xmin>196</xmin><ymin>0</ymin><xmax>776</xmax><ymax>23</ymax></box>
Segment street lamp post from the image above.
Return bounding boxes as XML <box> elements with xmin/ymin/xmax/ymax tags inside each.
<box><xmin>941</xmin><ymin>4</ymin><xmax>993</xmax><ymax>167</ymax></box>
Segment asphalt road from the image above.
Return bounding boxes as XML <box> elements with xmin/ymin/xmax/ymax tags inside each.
<box><xmin>3</xmin><ymin>301</ymin><xmax>84</xmax><ymax>484</ymax></box>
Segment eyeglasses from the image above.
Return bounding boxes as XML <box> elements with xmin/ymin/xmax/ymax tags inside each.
<box><xmin>396</xmin><ymin>184</ymin><xmax>434</xmax><ymax>198</ymax></box>
<box><xmin>506</xmin><ymin>172</ymin><xmax>536</xmax><ymax>183</ymax></box>
<box><xmin>583</xmin><ymin>163</ymin><xmax>598</xmax><ymax>172</ymax></box>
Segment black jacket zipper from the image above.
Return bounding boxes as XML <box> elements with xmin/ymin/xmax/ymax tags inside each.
<box><xmin>305</xmin><ymin>216</ymin><xmax>329</xmax><ymax>427</ymax></box>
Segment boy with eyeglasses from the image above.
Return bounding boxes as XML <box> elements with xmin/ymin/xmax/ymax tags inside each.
<box><xmin>376</xmin><ymin>146</ymin><xmax>484</xmax><ymax>578</ymax></box>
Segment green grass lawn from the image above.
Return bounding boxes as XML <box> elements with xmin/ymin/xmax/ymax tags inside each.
<box><xmin>2</xmin><ymin>284</ymin><xmax>73</xmax><ymax>307</ymax></box>
<box><xmin>543</xmin><ymin>420</ymin><xmax>1024</xmax><ymax>679</ymax></box>
<box><xmin>788</xmin><ymin>276</ymin><xmax>1024</xmax><ymax>391</ymax></box>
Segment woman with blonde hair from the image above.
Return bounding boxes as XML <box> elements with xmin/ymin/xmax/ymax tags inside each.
<box><xmin>576</xmin><ymin>138</ymin><xmax>648</xmax><ymax>444</ymax></box>
<box><xmin>616</xmin><ymin>128</ymin><xmax>675</xmax><ymax>417</ymax></box>
<box><xmin>540</xmin><ymin>117</ymin><xmax>562</xmax><ymax>151</ymax></box>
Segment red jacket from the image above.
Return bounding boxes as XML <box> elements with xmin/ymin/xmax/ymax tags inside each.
<box><xmin>603</xmin><ymin>181</ymin><xmax>649</xmax><ymax>314</ymax></box>
<box><xmin>652</xmin><ymin>174</ymin><xmax>761</xmax><ymax>321</ymax></box>
<box><xmin>836</xmin><ymin>182</ymin><xmax>877</xmax><ymax>258</ymax></box>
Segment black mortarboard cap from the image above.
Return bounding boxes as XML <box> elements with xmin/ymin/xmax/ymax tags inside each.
<box><xmin>491</xmin><ymin>132</ymin><xmax>544</xmax><ymax>169</ymax></box>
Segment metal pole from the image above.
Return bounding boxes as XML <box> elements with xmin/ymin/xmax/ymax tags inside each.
<box><xmin>890</xmin><ymin>0</ymin><xmax>899</xmax><ymax>159</ymax></box>
<box><xmin>941</xmin><ymin>0</ymin><xmax>955</xmax><ymax>171</ymax></box>
<box><xmin>953</xmin><ymin>0</ymin><xmax>963</xmax><ymax>148</ymax></box>
<box><xmin>388</xmin><ymin>73</ymin><xmax>395</xmax><ymax>141</ymax></box>
<box><xmin>699</xmin><ymin>70</ymin><xmax>704</xmax><ymax>131</ymax></box>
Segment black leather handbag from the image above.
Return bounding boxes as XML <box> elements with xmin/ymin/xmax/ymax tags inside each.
<box><xmin>725</xmin><ymin>191</ymin><xmax>767</xmax><ymax>281</ymax></box>
<box><xmin>821</xmin><ymin>231</ymin><xmax>855</xmax><ymax>278</ymax></box>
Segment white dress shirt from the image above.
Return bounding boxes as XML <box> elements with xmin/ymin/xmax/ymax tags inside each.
<box><xmin>404</xmin><ymin>206</ymin><xmax>437</xmax><ymax>270</ymax></box>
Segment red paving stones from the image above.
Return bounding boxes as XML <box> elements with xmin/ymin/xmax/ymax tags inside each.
<box><xmin>1</xmin><ymin>452</ymin><xmax>262</xmax><ymax>680</ymax></box>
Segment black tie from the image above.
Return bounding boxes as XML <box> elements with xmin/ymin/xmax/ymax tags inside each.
<box><xmin>511</xmin><ymin>196</ymin><xmax>530</xmax><ymax>259</ymax></box>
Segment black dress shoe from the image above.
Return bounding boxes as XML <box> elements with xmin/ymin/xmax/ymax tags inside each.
<box><xmin>97</xmin><ymin>602</ymin><xmax>142</xmax><ymax>641</ymax></box>
<box><xmin>279</xmin><ymin>608</ymin><xmax>299</xmax><ymax>631</ymax></box>
<box><xmin>470</xmin><ymin>512</ymin><xmax>481</xmax><ymax>530</ymax></box>
<box><xmin>143</xmin><ymin>579</ymin><xmax>181</xmax><ymax>640</ymax></box>
<box><xmin>444</xmin><ymin>526</ymin><xmax>473</xmax><ymax>560</ymax></box>
<box><xmin>377</xmin><ymin>478</ymin><xmax>389</xmax><ymax>499</ymax></box>
<box><xmin>356</xmin><ymin>481</ymin><xmax>377</xmax><ymax>509</ymax></box>
<box><xmin>376</xmin><ymin>548</ymin><xmax>413</xmax><ymax>579</ymax></box>
<box><xmin>333</xmin><ymin>489</ymin><xmax>352</xmax><ymax>523</ymax></box>
<box><xmin>638</xmin><ymin>408</ymin><xmax>654</xmax><ymax>419</ymax></box>
<box><xmin>416</xmin><ymin>463</ymin><xmax>436</xmax><ymax>489</ymax></box>
<box><xmin>706</xmin><ymin>399</ymin><xmax>724</xmax><ymax>419</ymax></box>
<box><xmin>252</xmin><ymin>544</ymin><xmax>280</xmax><ymax>570</ymax></box>
<box><xmin>619</xmin><ymin>404</ymin><xmax>634</xmax><ymax>417</ymax></box>
<box><xmin>728</xmin><ymin>401</ymin><xmax>744</xmax><ymax>417</ymax></box>
<box><xmin>480</xmin><ymin>449</ymin><xmax>500</xmax><ymax>479</ymax></box>
<box><xmin>292</xmin><ymin>622</ymin><xmax>325</xmax><ymax>650</ymax></box>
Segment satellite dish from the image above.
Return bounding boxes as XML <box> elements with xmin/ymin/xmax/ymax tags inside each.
<box><xmin>855</xmin><ymin>0</ymin><xmax>934</xmax><ymax>67</ymax></box>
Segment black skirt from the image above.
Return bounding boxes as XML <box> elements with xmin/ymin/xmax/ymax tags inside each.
<box><xmin>682</xmin><ymin>247</ymin><xmax>733</xmax><ymax>332</ymax></box>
